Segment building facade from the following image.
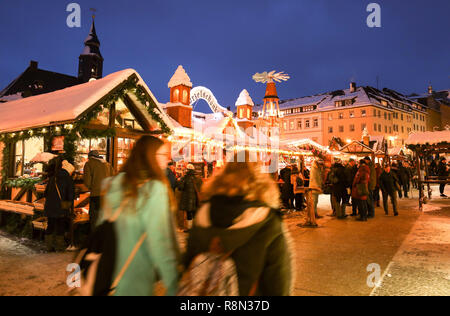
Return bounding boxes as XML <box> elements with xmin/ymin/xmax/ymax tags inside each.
<box><xmin>269</xmin><ymin>83</ymin><xmax>429</xmax><ymax>148</ymax></box>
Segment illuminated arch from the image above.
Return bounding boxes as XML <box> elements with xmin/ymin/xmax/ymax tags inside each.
<box><xmin>190</xmin><ymin>86</ymin><xmax>231</xmax><ymax>115</ymax></box>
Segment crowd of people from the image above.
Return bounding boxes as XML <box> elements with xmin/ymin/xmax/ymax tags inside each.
<box><xmin>40</xmin><ymin>134</ymin><xmax>450</xmax><ymax>296</ymax></box>
<box><xmin>277</xmin><ymin>156</ymin><xmax>438</xmax><ymax>222</ymax></box>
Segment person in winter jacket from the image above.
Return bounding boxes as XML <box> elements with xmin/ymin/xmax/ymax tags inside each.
<box><xmin>379</xmin><ymin>165</ymin><xmax>399</xmax><ymax>216</ymax></box>
<box><xmin>44</xmin><ymin>158</ymin><xmax>75</xmax><ymax>252</ymax></box>
<box><xmin>97</xmin><ymin>136</ymin><xmax>180</xmax><ymax>296</ymax></box>
<box><xmin>364</xmin><ymin>157</ymin><xmax>376</xmax><ymax>218</ymax></box>
<box><xmin>330</xmin><ymin>160</ymin><xmax>348</xmax><ymax>219</ymax></box>
<box><xmin>166</xmin><ymin>161</ymin><xmax>178</xmax><ymax>192</ymax></box>
<box><xmin>184</xmin><ymin>153</ymin><xmax>293</xmax><ymax>296</ymax></box>
<box><xmin>179</xmin><ymin>164</ymin><xmax>202</xmax><ymax>231</ymax></box>
<box><xmin>309</xmin><ymin>159</ymin><xmax>324</xmax><ymax>219</ymax></box>
<box><xmin>437</xmin><ymin>157</ymin><xmax>449</xmax><ymax>197</ymax></box>
<box><xmin>374</xmin><ymin>163</ymin><xmax>382</xmax><ymax>207</ymax></box>
<box><xmin>352</xmin><ymin>160</ymin><xmax>370</xmax><ymax>222</ymax></box>
<box><xmin>346</xmin><ymin>159</ymin><xmax>359</xmax><ymax>216</ymax></box>
<box><xmin>291</xmin><ymin>165</ymin><xmax>305</xmax><ymax>211</ymax></box>
<box><xmin>84</xmin><ymin>150</ymin><xmax>115</xmax><ymax>231</ymax></box>
<box><xmin>280</xmin><ymin>165</ymin><xmax>294</xmax><ymax>210</ymax></box>
<box><xmin>397</xmin><ymin>162</ymin><xmax>410</xmax><ymax>198</ymax></box>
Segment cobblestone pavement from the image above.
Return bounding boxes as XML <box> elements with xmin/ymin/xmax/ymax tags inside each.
<box><xmin>371</xmin><ymin>195</ymin><xmax>450</xmax><ymax>296</ymax></box>
<box><xmin>0</xmin><ymin>186</ymin><xmax>449</xmax><ymax>296</ymax></box>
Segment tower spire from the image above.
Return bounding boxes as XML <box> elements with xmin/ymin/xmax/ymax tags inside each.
<box><xmin>78</xmin><ymin>13</ymin><xmax>103</xmax><ymax>82</ymax></box>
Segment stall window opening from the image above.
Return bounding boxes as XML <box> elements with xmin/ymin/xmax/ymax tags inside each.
<box><xmin>14</xmin><ymin>137</ymin><xmax>45</xmax><ymax>177</ymax></box>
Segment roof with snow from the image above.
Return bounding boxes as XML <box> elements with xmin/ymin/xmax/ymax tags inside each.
<box><xmin>168</xmin><ymin>65</ymin><xmax>192</xmax><ymax>88</ymax></box>
<box><xmin>0</xmin><ymin>69</ymin><xmax>173</xmax><ymax>133</ymax></box>
<box><xmin>277</xmin><ymin>85</ymin><xmax>428</xmax><ymax>115</ymax></box>
<box><xmin>406</xmin><ymin>131</ymin><xmax>450</xmax><ymax>146</ymax></box>
<box><xmin>235</xmin><ymin>89</ymin><xmax>254</xmax><ymax>106</ymax></box>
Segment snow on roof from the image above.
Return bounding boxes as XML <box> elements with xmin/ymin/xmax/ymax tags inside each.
<box><xmin>168</xmin><ymin>65</ymin><xmax>192</xmax><ymax>88</ymax></box>
<box><xmin>0</xmin><ymin>93</ymin><xmax>23</xmax><ymax>102</ymax></box>
<box><xmin>235</xmin><ymin>89</ymin><xmax>254</xmax><ymax>106</ymax></box>
<box><xmin>0</xmin><ymin>69</ymin><xmax>173</xmax><ymax>133</ymax></box>
<box><xmin>278</xmin><ymin>85</ymin><xmax>428</xmax><ymax>114</ymax></box>
<box><xmin>406</xmin><ymin>131</ymin><xmax>450</xmax><ymax>146</ymax></box>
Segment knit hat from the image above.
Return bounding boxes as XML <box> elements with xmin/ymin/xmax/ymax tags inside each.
<box><xmin>88</xmin><ymin>150</ymin><xmax>102</xmax><ymax>159</ymax></box>
<box><xmin>62</xmin><ymin>160</ymin><xmax>75</xmax><ymax>175</ymax></box>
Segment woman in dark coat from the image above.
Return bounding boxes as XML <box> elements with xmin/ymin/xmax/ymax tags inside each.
<box><xmin>184</xmin><ymin>153</ymin><xmax>293</xmax><ymax>296</ymax></box>
<box><xmin>44</xmin><ymin>159</ymin><xmax>75</xmax><ymax>252</ymax></box>
<box><xmin>352</xmin><ymin>161</ymin><xmax>370</xmax><ymax>222</ymax></box>
<box><xmin>179</xmin><ymin>164</ymin><xmax>201</xmax><ymax>231</ymax></box>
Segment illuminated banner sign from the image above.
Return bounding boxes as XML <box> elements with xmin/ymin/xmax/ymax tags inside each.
<box><xmin>190</xmin><ymin>86</ymin><xmax>231</xmax><ymax>115</ymax></box>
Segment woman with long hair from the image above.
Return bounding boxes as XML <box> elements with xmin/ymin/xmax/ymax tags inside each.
<box><xmin>183</xmin><ymin>152</ymin><xmax>293</xmax><ymax>296</ymax></box>
<box><xmin>97</xmin><ymin>135</ymin><xmax>180</xmax><ymax>296</ymax></box>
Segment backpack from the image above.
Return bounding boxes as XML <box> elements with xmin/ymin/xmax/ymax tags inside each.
<box><xmin>177</xmin><ymin>237</ymin><xmax>239</xmax><ymax>296</ymax></box>
<box><xmin>70</xmin><ymin>198</ymin><xmax>147</xmax><ymax>296</ymax></box>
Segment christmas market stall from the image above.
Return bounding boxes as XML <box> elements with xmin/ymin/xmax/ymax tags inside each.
<box><xmin>406</xmin><ymin>130</ymin><xmax>450</xmax><ymax>211</ymax></box>
<box><xmin>0</xmin><ymin>68</ymin><xmax>173</xmax><ymax>237</ymax></box>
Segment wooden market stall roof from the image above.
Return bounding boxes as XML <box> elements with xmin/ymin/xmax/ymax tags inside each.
<box><xmin>406</xmin><ymin>131</ymin><xmax>450</xmax><ymax>152</ymax></box>
<box><xmin>0</xmin><ymin>69</ymin><xmax>174</xmax><ymax>133</ymax></box>
<box><xmin>339</xmin><ymin>140</ymin><xmax>374</xmax><ymax>156</ymax></box>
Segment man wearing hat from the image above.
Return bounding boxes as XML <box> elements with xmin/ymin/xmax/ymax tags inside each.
<box><xmin>83</xmin><ymin>150</ymin><xmax>114</xmax><ymax>231</ymax></box>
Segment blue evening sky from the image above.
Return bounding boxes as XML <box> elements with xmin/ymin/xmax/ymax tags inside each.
<box><xmin>0</xmin><ymin>0</ymin><xmax>449</xmax><ymax>113</ymax></box>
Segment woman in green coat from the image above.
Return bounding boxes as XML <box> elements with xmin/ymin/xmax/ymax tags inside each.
<box><xmin>98</xmin><ymin>136</ymin><xmax>180</xmax><ymax>296</ymax></box>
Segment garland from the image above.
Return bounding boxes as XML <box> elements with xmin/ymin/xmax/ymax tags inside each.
<box><xmin>4</xmin><ymin>177</ymin><xmax>42</xmax><ymax>190</ymax></box>
<box><xmin>1</xmin><ymin>142</ymin><xmax>10</xmax><ymax>195</ymax></box>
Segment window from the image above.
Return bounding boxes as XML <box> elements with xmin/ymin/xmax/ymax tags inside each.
<box><xmin>361</xmin><ymin>123</ymin><xmax>367</xmax><ymax>131</ymax></box>
<box><xmin>350</xmin><ymin>111</ymin><xmax>355</xmax><ymax>118</ymax></box>
<box><xmin>361</xmin><ymin>110</ymin><xmax>366</xmax><ymax>117</ymax></box>
<box><xmin>401</xmin><ymin>126</ymin><xmax>404</xmax><ymax>133</ymax></box>
<box><xmin>350</xmin><ymin>124</ymin><xmax>355</xmax><ymax>132</ymax></box>
<box><xmin>378</xmin><ymin>111</ymin><xmax>381</xmax><ymax>118</ymax></box>
<box><xmin>290</xmin><ymin>121</ymin><xmax>294</xmax><ymax>130</ymax></box>
<box><xmin>339</xmin><ymin>126</ymin><xmax>344</xmax><ymax>133</ymax></box>
<box><xmin>328</xmin><ymin>113</ymin><xmax>333</xmax><ymax>121</ymax></box>
<box><xmin>297</xmin><ymin>120</ymin><xmax>302</xmax><ymax>129</ymax></box>
<box><xmin>14</xmin><ymin>138</ymin><xmax>45</xmax><ymax>176</ymax></box>
<box><xmin>388</xmin><ymin>113</ymin><xmax>391</xmax><ymax>120</ymax></box>
<box><xmin>283</xmin><ymin>122</ymin><xmax>287</xmax><ymax>131</ymax></box>
<box><xmin>75</xmin><ymin>138</ymin><xmax>108</xmax><ymax>172</ymax></box>
<box><xmin>385</xmin><ymin>126</ymin><xmax>388</xmax><ymax>133</ymax></box>
<box><xmin>339</xmin><ymin>113</ymin><xmax>344</xmax><ymax>119</ymax></box>
<box><xmin>313</xmin><ymin>118</ymin><xmax>319</xmax><ymax>127</ymax></box>
<box><xmin>384</xmin><ymin>113</ymin><xmax>387</xmax><ymax>120</ymax></box>
<box><xmin>401</xmin><ymin>114</ymin><xmax>404</xmax><ymax>121</ymax></box>
<box><xmin>381</xmin><ymin>100</ymin><xmax>388</xmax><ymax>106</ymax></box>
<box><xmin>374</xmin><ymin>123</ymin><xmax>377</xmax><ymax>131</ymax></box>
<box><xmin>305</xmin><ymin>120</ymin><xmax>310</xmax><ymax>128</ymax></box>
<box><xmin>378</xmin><ymin>124</ymin><xmax>381</xmax><ymax>132</ymax></box>
<box><xmin>329</xmin><ymin>127</ymin><xmax>333</xmax><ymax>133</ymax></box>
<box><xmin>389</xmin><ymin>127</ymin><xmax>392</xmax><ymax>133</ymax></box>
<box><xmin>373</xmin><ymin>109</ymin><xmax>377</xmax><ymax>117</ymax></box>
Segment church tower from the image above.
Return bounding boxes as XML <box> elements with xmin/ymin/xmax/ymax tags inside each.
<box><xmin>236</xmin><ymin>89</ymin><xmax>255</xmax><ymax>131</ymax></box>
<box><xmin>78</xmin><ymin>17</ymin><xmax>103</xmax><ymax>83</ymax></box>
<box><xmin>167</xmin><ymin>65</ymin><xmax>193</xmax><ymax>128</ymax></box>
